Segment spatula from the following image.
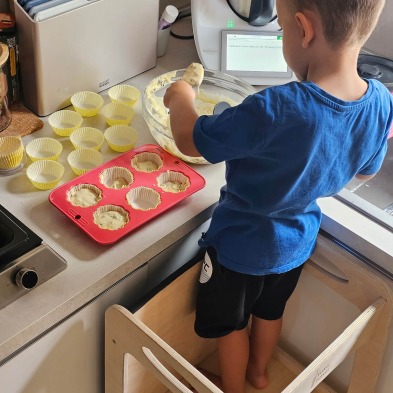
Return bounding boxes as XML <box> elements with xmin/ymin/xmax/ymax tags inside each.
<box><xmin>213</xmin><ymin>101</ymin><xmax>231</xmax><ymax>115</ymax></box>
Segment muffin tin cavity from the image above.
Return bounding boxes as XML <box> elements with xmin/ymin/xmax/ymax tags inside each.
<box><xmin>93</xmin><ymin>205</ymin><xmax>129</xmax><ymax>230</ymax></box>
<box><xmin>49</xmin><ymin>144</ymin><xmax>206</xmax><ymax>244</ymax></box>
<box><xmin>66</xmin><ymin>184</ymin><xmax>102</xmax><ymax>208</ymax></box>
<box><xmin>99</xmin><ymin>166</ymin><xmax>134</xmax><ymax>189</ymax></box>
<box><xmin>131</xmin><ymin>152</ymin><xmax>163</xmax><ymax>172</ymax></box>
<box><xmin>126</xmin><ymin>187</ymin><xmax>161</xmax><ymax>211</ymax></box>
<box><xmin>157</xmin><ymin>171</ymin><xmax>190</xmax><ymax>193</ymax></box>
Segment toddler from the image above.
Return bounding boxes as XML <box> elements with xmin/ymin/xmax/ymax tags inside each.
<box><xmin>163</xmin><ymin>0</ymin><xmax>393</xmax><ymax>392</ymax></box>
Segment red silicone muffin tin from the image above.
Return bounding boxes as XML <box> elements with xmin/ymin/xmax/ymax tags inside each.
<box><xmin>49</xmin><ymin>144</ymin><xmax>206</xmax><ymax>244</ymax></box>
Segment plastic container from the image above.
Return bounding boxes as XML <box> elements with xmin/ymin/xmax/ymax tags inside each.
<box><xmin>156</xmin><ymin>5</ymin><xmax>178</xmax><ymax>57</ymax></box>
<box><xmin>13</xmin><ymin>0</ymin><xmax>159</xmax><ymax>116</ymax></box>
<box><xmin>158</xmin><ymin>5</ymin><xmax>178</xmax><ymax>30</ymax></box>
<box><xmin>49</xmin><ymin>144</ymin><xmax>205</xmax><ymax>244</ymax></box>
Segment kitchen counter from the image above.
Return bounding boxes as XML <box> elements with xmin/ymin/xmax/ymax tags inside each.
<box><xmin>0</xmin><ymin>30</ymin><xmax>226</xmax><ymax>363</ymax></box>
<box><xmin>1</xmin><ymin>22</ymin><xmax>393</xmax><ymax>365</ymax></box>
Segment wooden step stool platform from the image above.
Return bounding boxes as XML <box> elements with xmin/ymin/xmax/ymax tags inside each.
<box><xmin>105</xmin><ymin>236</ymin><xmax>393</xmax><ymax>393</ymax></box>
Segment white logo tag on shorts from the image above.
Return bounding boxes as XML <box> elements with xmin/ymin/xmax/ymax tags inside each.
<box><xmin>199</xmin><ymin>252</ymin><xmax>213</xmax><ymax>283</ymax></box>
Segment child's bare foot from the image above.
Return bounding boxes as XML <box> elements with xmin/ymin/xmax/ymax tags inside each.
<box><xmin>189</xmin><ymin>368</ymin><xmax>224</xmax><ymax>392</ymax></box>
<box><xmin>246</xmin><ymin>366</ymin><xmax>269</xmax><ymax>390</ymax></box>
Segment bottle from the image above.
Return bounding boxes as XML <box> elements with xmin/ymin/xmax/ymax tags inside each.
<box><xmin>157</xmin><ymin>5</ymin><xmax>179</xmax><ymax>57</ymax></box>
<box><xmin>158</xmin><ymin>5</ymin><xmax>179</xmax><ymax>30</ymax></box>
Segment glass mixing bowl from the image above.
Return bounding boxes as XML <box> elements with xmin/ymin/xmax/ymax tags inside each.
<box><xmin>142</xmin><ymin>68</ymin><xmax>256</xmax><ymax>164</ymax></box>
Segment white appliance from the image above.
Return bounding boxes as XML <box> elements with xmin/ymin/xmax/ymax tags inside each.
<box><xmin>13</xmin><ymin>0</ymin><xmax>159</xmax><ymax>116</ymax></box>
<box><xmin>191</xmin><ymin>0</ymin><xmax>297</xmax><ymax>86</ymax></box>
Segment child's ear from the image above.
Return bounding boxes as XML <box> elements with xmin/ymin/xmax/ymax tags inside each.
<box><xmin>295</xmin><ymin>11</ymin><xmax>315</xmax><ymax>48</ymax></box>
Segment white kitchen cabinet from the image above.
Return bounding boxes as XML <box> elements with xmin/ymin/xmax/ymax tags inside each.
<box><xmin>146</xmin><ymin>220</ymin><xmax>209</xmax><ymax>292</ymax></box>
<box><xmin>0</xmin><ymin>222</ymin><xmax>208</xmax><ymax>393</ymax></box>
<box><xmin>0</xmin><ymin>264</ymin><xmax>148</xmax><ymax>393</ymax></box>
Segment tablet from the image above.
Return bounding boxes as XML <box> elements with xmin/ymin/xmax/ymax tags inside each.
<box><xmin>221</xmin><ymin>30</ymin><xmax>293</xmax><ymax>79</ymax></box>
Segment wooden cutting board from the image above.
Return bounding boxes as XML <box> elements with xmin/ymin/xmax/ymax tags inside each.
<box><xmin>0</xmin><ymin>101</ymin><xmax>44</xmax><ymax>137</ymax></box>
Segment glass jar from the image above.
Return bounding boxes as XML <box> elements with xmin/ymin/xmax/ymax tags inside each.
<box><xmin>0</xmin><ymin>42</ymin><xmax>11</xmax><ymax>132</ymax></box>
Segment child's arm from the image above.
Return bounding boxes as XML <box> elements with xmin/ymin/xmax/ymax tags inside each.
<box><xmin>163</xmin><ymin>80</ymin><xmax>201</xmax><ymax>157</ymax></box>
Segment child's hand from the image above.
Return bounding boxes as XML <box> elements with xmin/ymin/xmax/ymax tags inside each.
<box><xmin>162</xmin><ymin>80</ymin><xmax>200</xmax><ymax>158</ymax></box>
<box><xmin>163</xmin><ymin>80</ymin><xmax>196</xmax><ymax>109</ymax></box>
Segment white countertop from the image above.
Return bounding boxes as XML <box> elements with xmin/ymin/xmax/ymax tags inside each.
<box><xmin>0</xmin><ymin>32</ymin><xmax>225</xmax><ymax>363</ymax></box>
<box><xmin>1</xmin><ymin>25</ymin><xmax>393</xmax><ymax>364</ymax></box>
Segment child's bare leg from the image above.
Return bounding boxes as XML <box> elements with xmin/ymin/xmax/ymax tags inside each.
<box><xmin>246</xmin><ymin>316</ymin><xmax>283</xmax><ymax>389</ymax></box>
<box><xmin>216</xmin><ymin>327</ymin><xmax>250</xmax><ymax>393</ymax></box>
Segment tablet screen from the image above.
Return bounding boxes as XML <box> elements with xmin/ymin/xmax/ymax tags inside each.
<box><xmin>221</xmin><ymin>30</ymin><xmax>293</xmax><ymax>79</ymax></box>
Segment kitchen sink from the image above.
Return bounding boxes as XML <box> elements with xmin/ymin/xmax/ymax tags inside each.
<box><xmin>336</xmin><ymin>137</ymin><xmax>393</xmax><ymax>231</ymax></box>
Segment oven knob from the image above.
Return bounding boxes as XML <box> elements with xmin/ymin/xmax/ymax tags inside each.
<box><xmin>15</xmin><ymin>268</ymin><xmax>39</xmax><ymax>290</ymax></box>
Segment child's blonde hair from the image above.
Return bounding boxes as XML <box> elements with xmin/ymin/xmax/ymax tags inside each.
<box><xmin>292</xmin><ymin>0</ymin><xmax>385</xmax><ymax>48</ymax></box>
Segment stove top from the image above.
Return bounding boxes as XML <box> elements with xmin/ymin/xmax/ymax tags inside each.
<box><xmin>0</xmin><ymin>205</ymin><xmax>42</xmax><ymax>267</ymax></box>
<box><xmin>0</xmin><ymin>205</ymin><xmax>67</xmax><ymax>310</ymax></box>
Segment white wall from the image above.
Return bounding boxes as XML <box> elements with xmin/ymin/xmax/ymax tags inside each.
<box><xmin>0</xmin><ymin>0</ymin><xmax>191</xmax><ymax>14</ymax></box>
<box><xmin>161</xmin><ymin>0</ymin><xmax>393</xmax><ymax>58</ymax></box>
<box><xmin>364</xmin><ymin>1</ymin><xmax>393</xmax><ymax>58</ymax></box>
<box><xmin>2</xmin><ymin>0</ymin><xmax>391</xmax><ymax>59</ymax></box>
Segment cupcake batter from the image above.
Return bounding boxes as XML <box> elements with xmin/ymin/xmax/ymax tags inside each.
<box><xmin>182</xmin><ymin>63</ymin><xmax>204</xmax><ymax>87</ymax></box>
<box><xmin>94</xmin><ymin>210</ymin><xmax>128</xmax><ymax>230</ymax></box>
<box><xmin>133</xmin><ymin>160</ymin><xmax>159</xmax><ymax>172</ymax></box>
<box><xmin>110</xmin><ymin>178</ymin><xmax>128</xmax><ymax>189</ymax></box>
<box><xmin>69</xmin><ymin>187</ymin><xmax>101</xmax><ymax>207</ymax></box>
<box><xmin>160</xmin><ymin>181</ymin><xmax>183</xmax><ymax>192</ymax></box>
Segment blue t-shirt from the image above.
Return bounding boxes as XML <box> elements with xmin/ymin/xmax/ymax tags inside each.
<box><xmin>194</xmin><ymin>79</ymin><xmax>393</xmax><ymax>275</ymax></box>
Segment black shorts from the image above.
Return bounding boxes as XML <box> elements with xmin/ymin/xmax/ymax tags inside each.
<box><xmin>194</xmin><ymin>247</ymin><xmax>304</xmax><ymax>338</ymax></box>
